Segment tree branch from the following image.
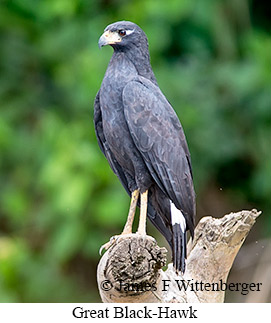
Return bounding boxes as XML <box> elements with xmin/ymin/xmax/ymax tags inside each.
<box><xmin>97</xmin><ymin>209</ymin><xmax>261</xmax><ymax>302</ymax></box>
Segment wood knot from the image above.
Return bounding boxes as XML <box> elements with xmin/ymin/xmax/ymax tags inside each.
<box><xmin>103</xmin><ymin>234</ymin><xmax>167</xmax><ymax>297</ymax></box>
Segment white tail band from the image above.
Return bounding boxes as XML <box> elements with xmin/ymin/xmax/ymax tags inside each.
<box><xmin>170</xmin><ymin>201</ymin><xmax>186</xmax><ymax>233</ymax></box>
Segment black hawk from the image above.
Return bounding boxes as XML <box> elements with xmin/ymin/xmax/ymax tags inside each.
<box><xmin>94</xmin><ymin>21</ymin><xmax>196</xmax><ymax>273</ymax></box>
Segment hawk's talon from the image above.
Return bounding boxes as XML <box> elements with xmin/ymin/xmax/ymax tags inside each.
<box><xmin>99</xmin><ymin>235</ymin><xmax>120</xmax><ymax>255</ymax></box>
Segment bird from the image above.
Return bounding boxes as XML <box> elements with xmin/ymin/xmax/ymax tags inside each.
<box><xmin>94</xmin><ymin>21</ymin><xmax>196</xmax><ymax>274</ymax></box>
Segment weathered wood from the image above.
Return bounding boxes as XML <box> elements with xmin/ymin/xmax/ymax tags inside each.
<box><xmin>97</xmin><ymin>209</ymin><xmax>261</xmax><ymax>302</ymax></box>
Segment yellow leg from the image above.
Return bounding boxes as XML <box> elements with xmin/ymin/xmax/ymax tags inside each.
<box><xmin>137</xmin><ymin>190</ymin><xmax>148</xmax><ymax>235</ymax></box>
<box><xmin>99</xmin><ymin>189</ymin><xmax>139</xmax><ymax>255</ymax></box>
<box><xmin>121</xmin><ymin>189</ymin><xmax>139</xmax><ymax>234</ymax></box>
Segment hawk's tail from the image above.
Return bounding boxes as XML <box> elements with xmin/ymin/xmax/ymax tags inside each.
<box><xmin>172</xmin><ymin>222</ymin><xmax>187</xmax><ymax>274</ymax></box>
<box><xmin>171</xmin><ymin>201</ymin><xmax>187</xmax><ymax>274</ymax></box>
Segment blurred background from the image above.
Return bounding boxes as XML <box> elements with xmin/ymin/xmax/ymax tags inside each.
<box><xmin>0</xmin><ymin>0</ymin><xmax>270</xmax><ymax>302</ymax></box>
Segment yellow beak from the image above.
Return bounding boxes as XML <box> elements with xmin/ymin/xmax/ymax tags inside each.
<box><xmin>98</xmin><ymin>30</ymin><xmax>122</xmax><ymax>48</ymax></box>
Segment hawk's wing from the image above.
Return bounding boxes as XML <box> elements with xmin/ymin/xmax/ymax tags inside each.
<box><xmin>94</xmin><ymin>90</ymin><xmax>174</xmax><ymax>246</ymax></box>
<box><xmin>122</xmin><ymin>78</ymin><xmax>195</xmax><ymax>235</ymax></box>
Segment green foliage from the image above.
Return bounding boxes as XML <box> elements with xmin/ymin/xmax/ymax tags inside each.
<box><xmin>0</xmin><ymin>0</ymin><xmax>270</xmax><ymax>301</ymax></box>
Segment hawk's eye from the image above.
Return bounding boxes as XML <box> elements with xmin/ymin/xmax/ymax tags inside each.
<box><xmin>118</xmin><ymin>30</ymin><xmax>126</xmax><ymax>37</ymax></box>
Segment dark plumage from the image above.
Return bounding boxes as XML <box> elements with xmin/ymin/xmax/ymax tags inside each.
<box><xmin>94</xmin><ymin>21</ymin><xmax>196</xmax><ymax>273</ymax></box>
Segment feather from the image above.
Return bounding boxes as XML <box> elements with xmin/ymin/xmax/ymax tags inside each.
<box><xmin>94</xmin><ymin>21</ymin><xmax>196</xmax><ymax>273</ymax></box>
